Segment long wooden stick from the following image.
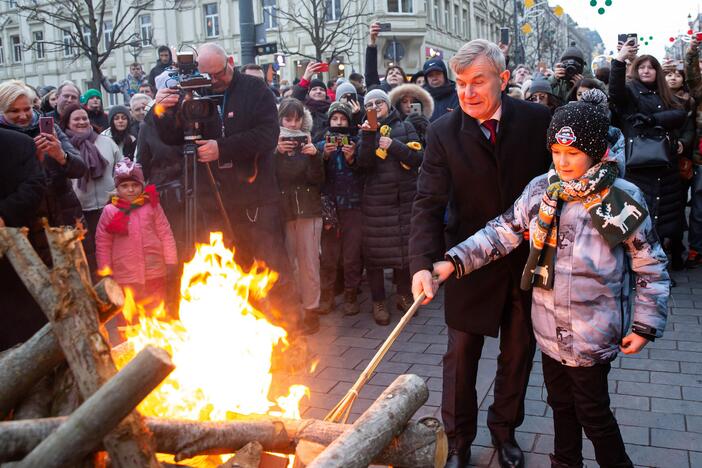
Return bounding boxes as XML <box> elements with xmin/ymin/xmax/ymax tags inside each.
<box><xmin>325</xmin><ymin>292</ymin><xmax>426</xmax><ymax>423</ymax></box>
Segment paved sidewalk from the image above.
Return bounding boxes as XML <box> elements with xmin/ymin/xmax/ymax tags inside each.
<box><xmin>286</xmin><ymin>268</ymin><xmax>702</xmax><ymax>468</ymax></box>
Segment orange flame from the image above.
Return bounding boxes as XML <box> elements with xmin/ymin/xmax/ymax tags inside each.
<box><xmin>115</xmin><ymin>232</ymin><xmax>309</xmax><ymax>465</ymax></box>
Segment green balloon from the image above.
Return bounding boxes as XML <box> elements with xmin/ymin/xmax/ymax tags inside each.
<box><xmin>639</xmin><ymin>36</ymin><xmax>644</xmax><ymax>41</ymax></box>
<box><xmin>605</xmin><ymin>0</ymin><xmax>612</xmax><ymax>5</ymax></box>
<box><xmin>644</xmin><ymin>41</ymin><xmax>649</xmax><ymax>45</ymax></box>
<box><xmin>598</xmin><ymin>7</ymin><xmax>605</xmax><ymax>14</ymax></box>
<box><xmin>590</xmin><ymin>0</ymin><xmax>597</xmax><ymax>6</ymax></box>
<box><xmin>649</xmin><ymin>36</ymin><xmax>653</xmax><ymax>40</ymax></box>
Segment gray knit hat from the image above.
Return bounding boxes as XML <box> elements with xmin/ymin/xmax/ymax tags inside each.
<box><xmin>335</xmin><ymin>82</ymin><xmax>357</xmax><ymax>101</ymax></box>
<box><xmin>364</xmin><ymin>88</ymin><xmax>391</xmax><ymax>108</ymax></box>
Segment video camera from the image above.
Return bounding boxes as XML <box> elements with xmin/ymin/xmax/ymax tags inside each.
<box><xmin>167</xmin><ymin>52</ymin><xmax>219</xmax><ymax>136</ymax></box>
<box><xmin>561</xmin><ymin>58</ymin><xmax>584</xmax><ymax>81</ymax></box>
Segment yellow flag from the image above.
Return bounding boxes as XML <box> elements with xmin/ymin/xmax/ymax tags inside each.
<box><xmin>553</xmin><ymin>5</ymin><xmax>564</xmax><ymax>17</ymax></box>
<box><xmin>521</xmin><ymin>23</ymin><xmax>533</xmax><ymax>34</ymax></box>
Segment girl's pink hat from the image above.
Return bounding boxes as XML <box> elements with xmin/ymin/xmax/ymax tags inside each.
<box><xmin>114</xmin><ymin>159</ymin><xmax>145</xmax><ymax>187</ymax></box>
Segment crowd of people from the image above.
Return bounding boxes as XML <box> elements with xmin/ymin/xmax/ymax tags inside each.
<box><xmin>0</xmin><ymin>22</ymin><xmax>700</xmax><ymax>468</ymax></box>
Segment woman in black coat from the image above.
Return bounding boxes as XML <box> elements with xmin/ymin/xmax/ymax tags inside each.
<box><xmin>609</xmin><ymin>47</ymin><xmax>686</xmax><ymax>258</ymax></box>
<box><xmin>0</xmin><ymin>80</ymin><xmax>86</xmax><ymax>227</ymax></box>
<box><xmin>357</xmin><ymin>88</ymin><xmax>423</xmax><ymax>325</ymax></box>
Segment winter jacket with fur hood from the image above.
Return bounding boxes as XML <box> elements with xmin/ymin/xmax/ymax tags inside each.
<box><xmin>275</xmin><ymin>109</ymin><xmax>324</xmax><ymax>220</ymax></box>
<box><xmin>389</xmin><ymin>84</ymin><xmax>434</xmax><ymax>145</ymax></box>
<box><xmin>447</xmin><ymin>174</ymin><xmax>669</xmax><ymax>367</ymax></box>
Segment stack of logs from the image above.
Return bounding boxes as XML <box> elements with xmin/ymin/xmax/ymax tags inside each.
<box><xmin>0</xmin><ymin>225</ymin><xmax>447</xmax><ymax>468</ymax></box>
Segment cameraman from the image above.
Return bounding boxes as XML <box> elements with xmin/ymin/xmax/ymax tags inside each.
<box><xmin>152</xmin><ymin>43</ymin><xmax>317</xmax><ymax>335</ymax></box>
<box><xmin>549</xmin><ymin>45</ymin><xmax>591</xmax><ymax>105</ymax></box>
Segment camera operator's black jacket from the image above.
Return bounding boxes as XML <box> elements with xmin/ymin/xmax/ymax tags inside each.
<box><xmin>153</xmin><ymin>68</ymin><xmax>280</xmax><ymax>209</ymax></box>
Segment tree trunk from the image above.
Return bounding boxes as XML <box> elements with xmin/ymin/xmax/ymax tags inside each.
<box><xmin>17</xmin><ymin>346</ymin><xmax>173</xmax><ymax>468</ymax></box>
<box><xmin>0</xmin><ymin>415</ymin><xmax>446</xmax><ymax>467</ymax></box>
<box><xmin>0</xmin><ymin>226</ymin><xmax>160</xmax><ymax>467</ymax></box>
<box><xmin>307</xmin><ymin>374</ymin><xmax>439</xmax><ymax>468</ymax></box>
<box><xmin>0</xmin><ymin>277</ymin><xmax>123</xmax><ymax>419</ymax></box>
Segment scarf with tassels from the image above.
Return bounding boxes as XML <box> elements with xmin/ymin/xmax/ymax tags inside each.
<box><xmin>521</xmin><ymin>157</ymin><xmax>647</xmax><ymax>291</ymax></box>
<box><xmin>105</xmin><ymin>184</ymin><xmax>159</xmax><ymax>235</ymax></box>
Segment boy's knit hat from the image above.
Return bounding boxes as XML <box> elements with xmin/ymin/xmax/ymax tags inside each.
<box><xmin>114</xmin><ymin>160</ymin><xmax>145</xmax><ymax>187</ymax></box>
<box><xmin>547</xmin><ymin>93</ymin><xmax>609</xmax><ymax>160</ymax></box>
<box><xmin>80</xmin><ymin>88</ymin><xmax>102</xmax><ymax>104</ymax></box>
<box><xmin>309</xmin><ymin>78</ymin><xmax>327</xmax><ymax>91</ymax></box>
<box><xmin>364</xmin><ymin>88</ymin><xmax>391</xmax><ymax>109</ymax></box>
<box><xmin>327</xmin><ymin>101</ymin><xmax>352</xmax><ymax>124</ymax></box>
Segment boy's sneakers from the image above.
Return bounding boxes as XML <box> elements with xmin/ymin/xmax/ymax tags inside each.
<box><xmin>686</xmin><ymin>250</ymin><xmax>702</xmax><ymax>269</ymax></box>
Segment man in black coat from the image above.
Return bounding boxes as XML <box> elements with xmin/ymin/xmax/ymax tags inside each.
<box><xmin>410</xmin><ymin>40</ymin><xmax>552</xmax><ymax>468</ymax></box>
<box><xmin>153</xmin><ymin>43</ymin><xmax>318</xmax><ymax>335</ymax></box>
<box><xmin>0</xmin><ymin>128</ymin><xmax>48</xmax><ymax>351</ymax></box>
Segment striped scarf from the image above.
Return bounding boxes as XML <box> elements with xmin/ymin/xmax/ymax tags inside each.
<box><xmin>521</xmin><ymin>157</ymin><xmax>647</xmax><ymax>290</ymax></box>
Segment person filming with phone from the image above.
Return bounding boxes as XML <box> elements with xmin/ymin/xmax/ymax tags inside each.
<box><xmin>292</xmin><ymin>62</ymin><xmax>332</xmax><ymax>142</ymax></box>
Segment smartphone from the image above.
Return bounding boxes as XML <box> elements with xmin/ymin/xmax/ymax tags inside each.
<box><xmin>408</xmin><ymin>103</ymin><xmax>422</xmax><ymax>116</ymax></box>
<box><xmin>39</xmin><ymin>116</ymin><xmax>54</xmax><ymax>135</ymax></box>
<box><xmin>340</xmin><ymin>93</ymin><xmax>357</xmax><ymax>104</ymax></box>
<box><xmin>282</xmin><ymin>136</ymin><xmax>308</xmax><ymax>147</ymax></box>
<box><xmin>500</xmin><ymin>27</ymin><xmax>510</xmax><ymax>45</ymax></box>
<box><xmin>366</xmin><ymin>108</ymin><xmax>378</xmax><ymax>131</ymax></box>
<box><xmin>378</xmin><ymin>23</ymin><xmax>392</xmax><ymax>32</ymax></box>
<box><xmin>618</xmin><ymin>33</ymin><xmax>637</xmax><ymax>46</ymax></box>
<box><xmin>318</xmin><ymin>62</ymin><xmax>330</xmax><ymax>72</ymax></box>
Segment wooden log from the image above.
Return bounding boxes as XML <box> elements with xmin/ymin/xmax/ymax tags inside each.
<box><xmin>218</xmin><ymin>441</ymin><xmax>262</xmax><ymax>468</ymax></box>
<box><xmin>0</xmin><ymin>415</ymin><xmax>445</xmax><ymax>467</ymax></box>
<box><xmin>0</xmin><ymin>277</ymin><xmax>124</xmax><ymax>419</ymax></box>
<box><xmin>307</xmin><ymin>374</ymin><xmax>432</xmax><ymax>468</ymax></box>
<box><xmin>17</xmin><ymin>346</ymin><xmax>174</xmax><ymax>468</ymax></box>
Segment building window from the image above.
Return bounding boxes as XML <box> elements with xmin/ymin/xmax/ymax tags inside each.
<box><xmin>263</xmin><ymin>0</ymin><xmax>277</xmax><ymax>29</ymax></box>
<box><xmin>443</xmin><ymin>0</ymin><xmax>449</xmax><ymax>30</ymax></box>
<box><xmin>62</xmin><ymin>29</ymin><xmax>74</xmax><ymax>57</ymax></box>
<box><xmin>104</xmin><ymin>20</ymin><xmax>113</xmax><ymax>49</ymax></box>
<box><xmin>453</xmin><ymin>4</ymin><xmax>459</xmax><ymax>33</ymax></box>
<box><xmin>33</xmin><ymin>31</ymin><xmax>45</xmax><ymax>60</ymax></box>
<box><xmin>433</xmin><ymin>0</ymin><xmax>440</xmax><ymax>27</ymax></box>
<box><xmin>0</xmin><ymin>38</ymin><xmax>4</xmax><ymax>65</ymax></box>
<box><xmin>108</xmin><ymin>90</ymin><xmax>119</xmax><ymax>107</ymax></box>
<box><xmin>325</xmin><ymin>0</ymin><xmax>341</xmax><ymax>21</ymax></box>
<box><xmin>139</xmin><ymin>14</ymin><xmax>152</xmax><ymax>45</ymax></box>
<box><xmin>204</xmin><ymin>4</ymin><xmax>220</xmax><ymax>37</ymax></box>
<box><xmin>462</xmin><ymin>8</ymin><xmax>468</xmax><ymax>37</ymax></box>
<box><xmin>388</xmin><ymin>0</ymin><xmax>412</xmax><ymax>13</ymax></box>
<box><xmin>82</xmin><ymin>25</ymin><xmax>92</xmax><ymax>48</ymax></box>
<box><xmin>9</xmin><ymin>0</ymin><xmax>16</xmax><ymax>8</ymax></box>
<box><xmin>11</xmin><ymin>35</ymin><xmax>22</xmax><ymax>63</ymax></box>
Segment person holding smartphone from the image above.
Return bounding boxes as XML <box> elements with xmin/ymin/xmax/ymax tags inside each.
<box><xmin>292</xmin><ymin>61</ymin><xmax>332</xmax><ymax>143</ymax></box>
<box><xmin>366</xmin><ymin>22</ymin><xmax>408</xmax><ymax>92</ymax></box>
<box><xmin>388</xmin><ymin>83</ymin><xmax>434</xmax><ymax>147</ymax></box>
<box><xmin>0</xmin><ymin>79</ymin><xmax>86</xmax><ymax>228</ymax></box>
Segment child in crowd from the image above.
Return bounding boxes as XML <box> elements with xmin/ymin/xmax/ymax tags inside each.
<box><xmin>316</xmin><ymin>101</ymin><xmax>363</xmax><ymax>315</ymax></box>
<box><xmin>96</xmin><ymin>160</ymin><xmax>177</xmax><ymax>313</ymax></box>
<box><xmin>275</xmin><ymin>98</ymin><xmax>324</xmax><ymax>330</ymax></box>
<box><xmin>432</xmin><ymin>97</ymin><xmax>669</xmax><ymax>467</ymax></box>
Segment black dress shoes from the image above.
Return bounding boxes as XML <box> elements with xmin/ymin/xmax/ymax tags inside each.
<box><xmin>493</xmin><ymin>439</ymin><xmax>524</xmax><ymax>468</ymax></box>
<box><xmin>444</xmin><ymin>447</ymin><xmax>471</xmax><ymax>468</ymax></box>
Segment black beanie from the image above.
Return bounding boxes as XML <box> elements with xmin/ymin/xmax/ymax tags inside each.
<box><xmin>561</xmin><ymin>46</ymin><xmax>585</xmax><ymax>64</ymax></box>
<box><xmin>309</xmin><ymin>79</ymin><xmax>327</xmax><ymax>92</ymax></box>
<box><xmin>327</xmin><ymin>101</ymin><xmax>352</xmax><ymax>124</ymax></box>
<box><xmin>547</xmin><ymin>98</ymin><xmax>609</xmax><ymax>160</ymax></box>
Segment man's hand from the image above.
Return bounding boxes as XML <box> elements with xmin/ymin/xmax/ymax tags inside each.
<box><xmin>278</xmin><ymin>139</ymin><xmax>297</xmax><ymax>154</ymax></box>
<box><xmin>195</xmin><ymin>139</ymin><xmax>219</xmax><ymax>162</ymax></box>
<box><xmin>154</xmin><ymin>87</ymin><xmax>180</xmax><ymax>109</ymax></box>
<box><xmin>412</xmin><ymin>269</ymin><xmax>437</xmax><ymax>305</ymax></box>
<box><xmin>678</xmin><ymin>141</ymin><xmax>684</xmax><ymax>155</ymax></box>
<box><xmin>378</xmin><ymin>136</ymin><xmax>392</xmax><ymax>150</ymax></box>
<box><xmin>570</xmin><ymin>73</ymin><xmax>584</xmax><ymax>85</ymax></box>
<box><xmin>342</xmin><ymin>142</ymin><xmax>356</xmax><ymax>161</ymax></box>
<box><xmin>323</xmin><ymin>142</ymin><xmax>337</xmax><ymax>156</ymax></box>
<box><xmin>369</xmin><ymin>22</ymin><xmax>381</xmax><ymax>46</ymax></box>
<box><xmin>553</xmin><ymin>63</ymin><xmax>566</xmax><ymax>79</ymax></box>
<box><xmin>0</xmin><ymin>217</ymin><xmax>5</xmax><ymax>228</ymax></box>
<box><xmin>360</xmin><ymin>120</ymin><xmax>374</xmax><ymax>131</ymax></box>
<box><xmin>432</xmin><ymin>260</ymin><xmax>455</xmax><ymax>284</ymax></box>
<box><xmin>34</xmin><ymin>133</ymin><xmax>64</xmax><ymax>164</ymax></box>
<box><xmin>348</xmin><ymin>99</ymin><xmax>361</xmax><ymax>114</ymax></box>
<box><xmin>620</xmin><ymin>333</ymin><xmax>649</xmax><ymax>354</ymax></box>
<box><xmin>617</xmin><ymin>41</ymin><xmax>639</xmax><ymax>62</ymax></box>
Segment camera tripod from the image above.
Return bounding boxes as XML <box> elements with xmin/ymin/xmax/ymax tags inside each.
<box><xmin>182</xmin><ymin>131</ymin><xmax>233</xmax><ymax>251</ymax></box>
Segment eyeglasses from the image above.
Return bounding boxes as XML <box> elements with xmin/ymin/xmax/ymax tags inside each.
<box><xmin>364</xmin><ymin>99</ymin><xmax>386</xmax><ymax>109</ymax></box>
<box><xmin>210</xmin><ymin>61</ymin><xmax>229</xmax><ymax>81</ymax></box>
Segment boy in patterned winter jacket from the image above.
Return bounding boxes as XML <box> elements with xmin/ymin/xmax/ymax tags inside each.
<box><xmin>431</xmin><ymin>96</ymin><xmax>669</xmax><ymax>468</ymax></box>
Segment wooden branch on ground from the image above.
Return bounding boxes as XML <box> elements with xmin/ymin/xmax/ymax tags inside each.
<box><xmin>0</xmin><ymin>415</ymin><xmax>445</xmax><ymax>467</ymax></box>
<box><xmin>17</xmin><ymin>346</ymin><xmax>173</xmax><ymax>468</ymax></box>
<box><xmin>0</xmin><ymin>277</ymin><xmax>123</xmax><ymax>419</ymax></box>
<box><xmin>307</xmin><ymin>374</ymin><xmax>440</xmax><ymax>468</ymax></box>
<box><xmin>0</xmin><ymin>226</ymin><xmax>160</xmax><ymax>467</ymax></box>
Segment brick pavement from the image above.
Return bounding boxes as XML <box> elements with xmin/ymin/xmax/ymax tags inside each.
<box><xmin>284</xmin><ymin>268</ymin><xmax>702</xmax><ymax>468</ymax></box>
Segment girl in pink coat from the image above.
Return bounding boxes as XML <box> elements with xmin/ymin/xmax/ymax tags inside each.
<box><xmin>96</xmin><ymin>160</ymin><xmax>177</xmax><ymax>311</ymax></box>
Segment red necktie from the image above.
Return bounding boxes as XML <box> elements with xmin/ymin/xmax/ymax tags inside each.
<box><xmin>482</xmin><ymin>119</ymin><xmax>498</xmax><ymax>145</ymax></box>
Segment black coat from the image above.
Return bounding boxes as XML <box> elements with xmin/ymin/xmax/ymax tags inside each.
<box><xmin>0</xmin><ymin>128</ymin><xmax>48</xmax><ymax>351</ymax></box>
<box><xmin>609</xmin><ymin>59</ymin><xmax>687</xmax><ymax>239</ymax></box>
<box><xmin>275</xmin><ymin>147</ymin><xmax>324</xmax><ymax>221</ymax></box>
<box><xmin>409</xmin><ymin>96</ymin><xmax>552</xmax><ymax>336</ymax></box>
<box><xmin>357</xmin><ymin>109</ymin><xmax>423</xmax><ymax>269</ymax></box>
<box><xmin>137</xmin><ymin>114</ymin><xmax>183</xmax><ymax>188</ymax></box>
<box><xmin>154</xmin><ymin>68</ymin><xmax>281</xmax><ymax>211</ymax></box>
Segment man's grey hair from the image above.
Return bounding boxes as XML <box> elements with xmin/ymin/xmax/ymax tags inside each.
<box><xmin>56</xmin><ymin>80</ymin><xmax>81</xmax><ymax>97</ymax></box>
<box><xmin>449</xmin><ymin>39</ymin><xmax>506</xmax><ymax>75</ymax></box>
